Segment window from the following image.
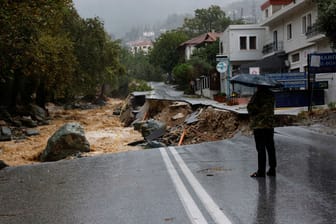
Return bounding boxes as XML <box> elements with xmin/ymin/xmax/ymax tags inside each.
<box><xmin>240</xmin><ymin>36</ymin><xmax>247</xmax><ymax>50</ymax></box>
<box><xmin>287</xmin><ymin>23</ymin><xmax>292</xmax><ymax>40</ymax></box>
<box><xmin>249</xmin><ymin>36</ymin><xmax>256</xmax><ymax>49</ymax></box>
<box><xmin>265</xmin><ymin>9</ymin><xmax>269</xmax><ymax>18</ymax></box>
<box><xmin>273</xmin><ymin>30</ymin><xmax>278</xmax><ymax>49</ymax></box>
<box><xmin>307</xmin><ymin>13</ymin><xmax>312</xmax><ymax>27</ymax></box>
<box><xmin>291</xmin><ymin>53</ymin><xmax>300</xmax><ymax>63</ymax></box>
<box><xmin>302</xmin><ymin>13</ymin><xmax>312</xmax><ymax>34</ymax></box>
<box><xmin>240</xmin><ymin>36</ymin><xmax>257</xmax><ymax>50</ymax></box>
<box><xmin>302</xmin><ymin>16</ymin><xmax>307</xmax><ymax>34</ymax></box>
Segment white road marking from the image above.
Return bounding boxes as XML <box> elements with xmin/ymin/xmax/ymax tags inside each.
<box><xmin>159</xmin><ymin>148</ymin><xmax>208</xmax><ymax>224</ymax></box>
<box><xmin>169</xmin><ymin>146</ymin><xmax>232</xmax><ymax>224</ymax></box>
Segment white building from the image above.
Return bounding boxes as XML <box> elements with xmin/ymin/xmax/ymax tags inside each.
<box><xmin>180</xmin><ymin>32</ymin><xmax>221</xmax><ymax>60</ymax></box>
<box><xmin>220</xmin><ymin>24</ymin><xmax>266</xmax><ymax>73</ymax></box>
<box><xmin>219</xmin><ymin>24</ymin><xmax>266</xmax><ymax>96</ymax></box>
<box><xmin>260</xmin><ymin>0</ymin><xmax>335</xmax><ymax>104</ymax></box>
<box><xmin>260</xmin><ymin>0</ymin><xmax>330</xmax><ymax>72</ymax></box>
<box><xmin>127</xmin><ymin>40</ymin><xmax>153</xmax><ymax>55</ymax></box>
<box><xmin>217</xmin><ymin>0</ymin><xmax>335</xmax><ymax>104</ymax></box>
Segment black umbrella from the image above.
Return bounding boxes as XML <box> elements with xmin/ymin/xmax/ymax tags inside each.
<box><xmin>230</xmin><ymin>74</ymin><xmax>283</xmax><ymax>88</ymax></box>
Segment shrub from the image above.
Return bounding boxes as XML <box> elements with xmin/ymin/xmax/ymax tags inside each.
<box><xmin>172</xmin><ymin>63</ymin><xmax>194</xmax><ymax>91</ymax></box>
<box><xmin>128</xmin><ymin>79</ymin><xmax>152</xmax><ymax>93</ymax></box>
<box><xmin>328</xmin><ymin>102</ymin><xmax>336</xmax><ymax>109</ymax></box>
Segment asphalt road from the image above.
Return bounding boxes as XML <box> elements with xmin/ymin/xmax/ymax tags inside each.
<box><xmin>1</xmin><ymin>126</ymin><xmax>335</xmax><ymax>224</ymax></box>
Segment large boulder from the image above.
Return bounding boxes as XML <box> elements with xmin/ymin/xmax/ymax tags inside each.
<box><xmin>133</xmin><ymin>119</ymin><xmax>166</xmax><ymax>141</ymax></box>
<box><xmin>119</xmin><ymin>95</ymin><xmax>135</xmax><ymax>127</ymax></box>
<box><xmin>0</xmin><ymin>160</ymin><xmax>8</xmax><ymax>170</ymax></box>
<box><xmin>20</xmin><ymin>116</ymin><xmax>38</xmax><ymax>127</ymax></box>
<box><xmin>29</xmin><ymin>104</ymin><xmax>48</xmax><ymax>122</ymax></box>
<box><xmin>40</xmin><ymin>123</ymin><xmax>90</xmax><ymax>162</ymax></box>
<box><xmin>0</xmin><ymin>126</ymin><xmax>12</xmax><ymax>141</ymax></box>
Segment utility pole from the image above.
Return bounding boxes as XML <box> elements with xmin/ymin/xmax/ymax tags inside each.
<box><xmin>307</xmin><ymin>54</ymin><xmax>312</xmax><ymax>112</ymax></box>
<box><xmin>252</xmin><ymin>0</ymin><xmax>257</xmax><ymax>23</ymax></box>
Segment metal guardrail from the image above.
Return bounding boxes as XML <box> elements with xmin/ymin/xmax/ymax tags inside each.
<box><xmin>262</xmin><ymin>41</ymin><xmax>284</xmax><ymax>54</ymax></box>
<box><xmin>306</xmin><ymin>24</ymin><xmax>321</xmax><ymax>39</ymax></box>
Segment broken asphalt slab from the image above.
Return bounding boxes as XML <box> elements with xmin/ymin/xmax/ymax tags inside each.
<box><xmin>142</xmin><ymin>82</ymin><xmax>307</xmax><ymax>116</ymax></box>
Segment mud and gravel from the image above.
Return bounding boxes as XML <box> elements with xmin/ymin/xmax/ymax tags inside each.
<box><xmin>0</xmin><ymin>99</ymin><xmax>143</xmax><ymax>166</ymax></box>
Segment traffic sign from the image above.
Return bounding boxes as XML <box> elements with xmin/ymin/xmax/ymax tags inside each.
<box><xmin>216</xmin><ymin>61</ymin><xmax>227</xmax><ymax>73</ymax></box>
<box><xmin>249</xmin><ymin>67</ymin><xmax>260</xmax><ymax>75</ymax></box>
<box><xmin>216</xmin><ymin>55</ymin><xmax>228</xmax><ymax>62</ymax></box>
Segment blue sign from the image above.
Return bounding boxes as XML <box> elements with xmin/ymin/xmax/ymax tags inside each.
<box><xmin>309</xmin><ymin>53</ymin><xmax>336</xmax><ymax>73</ymax></box>
<box><xmin>216</xmin><ymin>61</ymin><xmax>228</xmax><ymax>73</ymax></box>
<box><xmin>313</xmin><ymin>81</ymin><xmax>328</xmax><ymax>89</ymax></box>
<box><xmin>267</xmin><ymin>73</ymin><xmax>307</xmax><ymax>89</ymax></box>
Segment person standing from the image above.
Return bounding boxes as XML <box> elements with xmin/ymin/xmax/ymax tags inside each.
<box><xmin>247</xmin><ymin>86</ymin><xmax>277</xmax><ymax>177</ymax></box>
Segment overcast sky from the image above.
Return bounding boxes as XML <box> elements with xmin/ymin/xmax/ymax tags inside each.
<box><xmin>72</xmin><ymin>0</ymin><xmax>238</xmax><ymax>38</ymax></box>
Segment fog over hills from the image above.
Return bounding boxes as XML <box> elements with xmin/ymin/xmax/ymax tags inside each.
<box><xmin>73</xmin><ymin>0</ymin><xmax>242</xmax><ymax>38</ymax></box>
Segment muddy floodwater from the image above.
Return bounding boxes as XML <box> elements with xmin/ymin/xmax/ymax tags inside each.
<box><xmin>0</xmin><ymin>99</ymin><xmax>143</xmax><ymax>166</ymax></box>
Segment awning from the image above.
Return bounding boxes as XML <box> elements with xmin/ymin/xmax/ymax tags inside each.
<box><xmin>240</xmin><ymin>52</ymin><xmax>288</xmax><ymax>74</ymax></box>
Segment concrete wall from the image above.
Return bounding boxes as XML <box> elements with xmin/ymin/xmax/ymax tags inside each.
<box><xmin>220</xmin><ymin>25</ymin><xmax>266</xmax><ymax>62</ymax></box>
<box><xmin>316</xmin><ymin>73</ymin><xmax>336</xmax><ymax>104</ymax></box>
<box><xmin>195</xmin><ymin>88</ymin><xmax>218</xmax><ymax>99</ymax></box>
<box><xmin>185</xmin><ymin>45</ymin><xmax>196</xmax><ymax>60</ymax></box>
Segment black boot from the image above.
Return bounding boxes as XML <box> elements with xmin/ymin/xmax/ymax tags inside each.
<box><xmin>266</xmin><ymin>168</ymin><xmax>276</xmax><ymax>176</ymax></box>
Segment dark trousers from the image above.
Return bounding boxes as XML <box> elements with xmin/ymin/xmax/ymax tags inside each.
<box><xmin>253</xmin><ymin>128</ymin><xmax>276</xmax><ymax>174</ymax></box>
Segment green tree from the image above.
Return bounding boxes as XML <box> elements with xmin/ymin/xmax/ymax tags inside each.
<box><xmin>0</xmin><ymin>0</ymin><xmax>74</xmax><ymax>110</ymax></box>
<box><xmin>188</xmin><ymin>57</ymin><xmax>212</xmax><ymax>77</ymax></box>
<box><xmin>182</xmin><ymin>5</ymin><xmax>232</xmax><ymax>36</ymax></box>
<box><xmin>149</xmin><ymin>30</ymin><xmax>188</xmax><ymax>80</ymax></box>
<box><xmin>190</xmin><ymin>39</ymin><xmax>220</xmax><ymax>67</ymax></box>
<box><xmin>32</xmin><ymin>33</ymin><xmax>77</xmax><ymax>105</ymax></box>
<box><xmin>172</xmin><ymin>58</ymin><xmax>212</xmax><ymax>92</ymax></box>
<box><xmin>172</xmin><ymin>63</ymin><xmax>194</xmax><ymax>91</ymax></box>
<box><xmin>63</xmin><ymin>11</ymin><xmax>125</xmax><ymax>99</ymax></box>
<box><xmin>121</xmin><ymin>50</ymin><xmax>163</xmax><ymax>82</ymax></box>
<box><xmin>0</xmin><ymin>1</ymin><xmax>125</xmax><ymax>111</ymax></box>
<box><xmin>99</xmin><ymin>37</ymin><xmax>126</xmax><ymax>98</ymax></box>
<box><xmin>316</xmin><ymin>0</ymin><xmax>336</xmax><ymax>50</ymax></box>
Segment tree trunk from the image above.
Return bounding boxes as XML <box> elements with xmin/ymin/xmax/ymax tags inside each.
<box><xmin>36</xmin><ymin>79</ymin><xmax>46</xmax><ymax>110</ymax></box>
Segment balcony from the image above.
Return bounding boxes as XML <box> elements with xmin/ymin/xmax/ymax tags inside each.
<box><xmin>262</xmin><ymin>41</ymin><xmax>284</xmax><ymax>55</ymax></box>
<box><xmin>305</xmin><ymin>24</ymin><xmax>322</xmax><ymax>39</ymax></box>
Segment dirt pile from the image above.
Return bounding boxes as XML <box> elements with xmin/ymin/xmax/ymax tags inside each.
<box><xmin>294</xmin><ymin>108</ymin><xmax>336</xmax><ymax>135</ymax></box>
<box><xmin>131</xmin><ymin>99</ymin><xmax>250</xmax><ymax>146</ymax></box>
<box><xmin>149</xmin><ymin>100</ymin><xmax>193</xmax><ymax>128</ymax></box>
<box><xmin>298</xmin><ymin>108</ymin><xmax>336</xmax><ymax>127</ymax></box>
<box><xmin>196</xmin><ymin>108</ymin><xmax>245</xmax><ymax>138</ymax></box>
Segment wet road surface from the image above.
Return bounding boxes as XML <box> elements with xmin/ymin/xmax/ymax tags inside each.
<box><xmin>0</xmin><ymin>126</ymin><xmax>335</xmax><ymax>224</ymax></box>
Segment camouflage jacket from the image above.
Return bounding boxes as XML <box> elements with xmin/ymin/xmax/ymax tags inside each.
<box><xmin>247</xmin><ymin>87</ymin><xmax>275</xmax><ymax>129</ymax></box>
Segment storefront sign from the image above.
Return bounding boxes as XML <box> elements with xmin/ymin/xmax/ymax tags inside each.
<box><xmin>309</xmin><ymin>53</ymin><xmax>336</xmax><ymax>73</ymax></box>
